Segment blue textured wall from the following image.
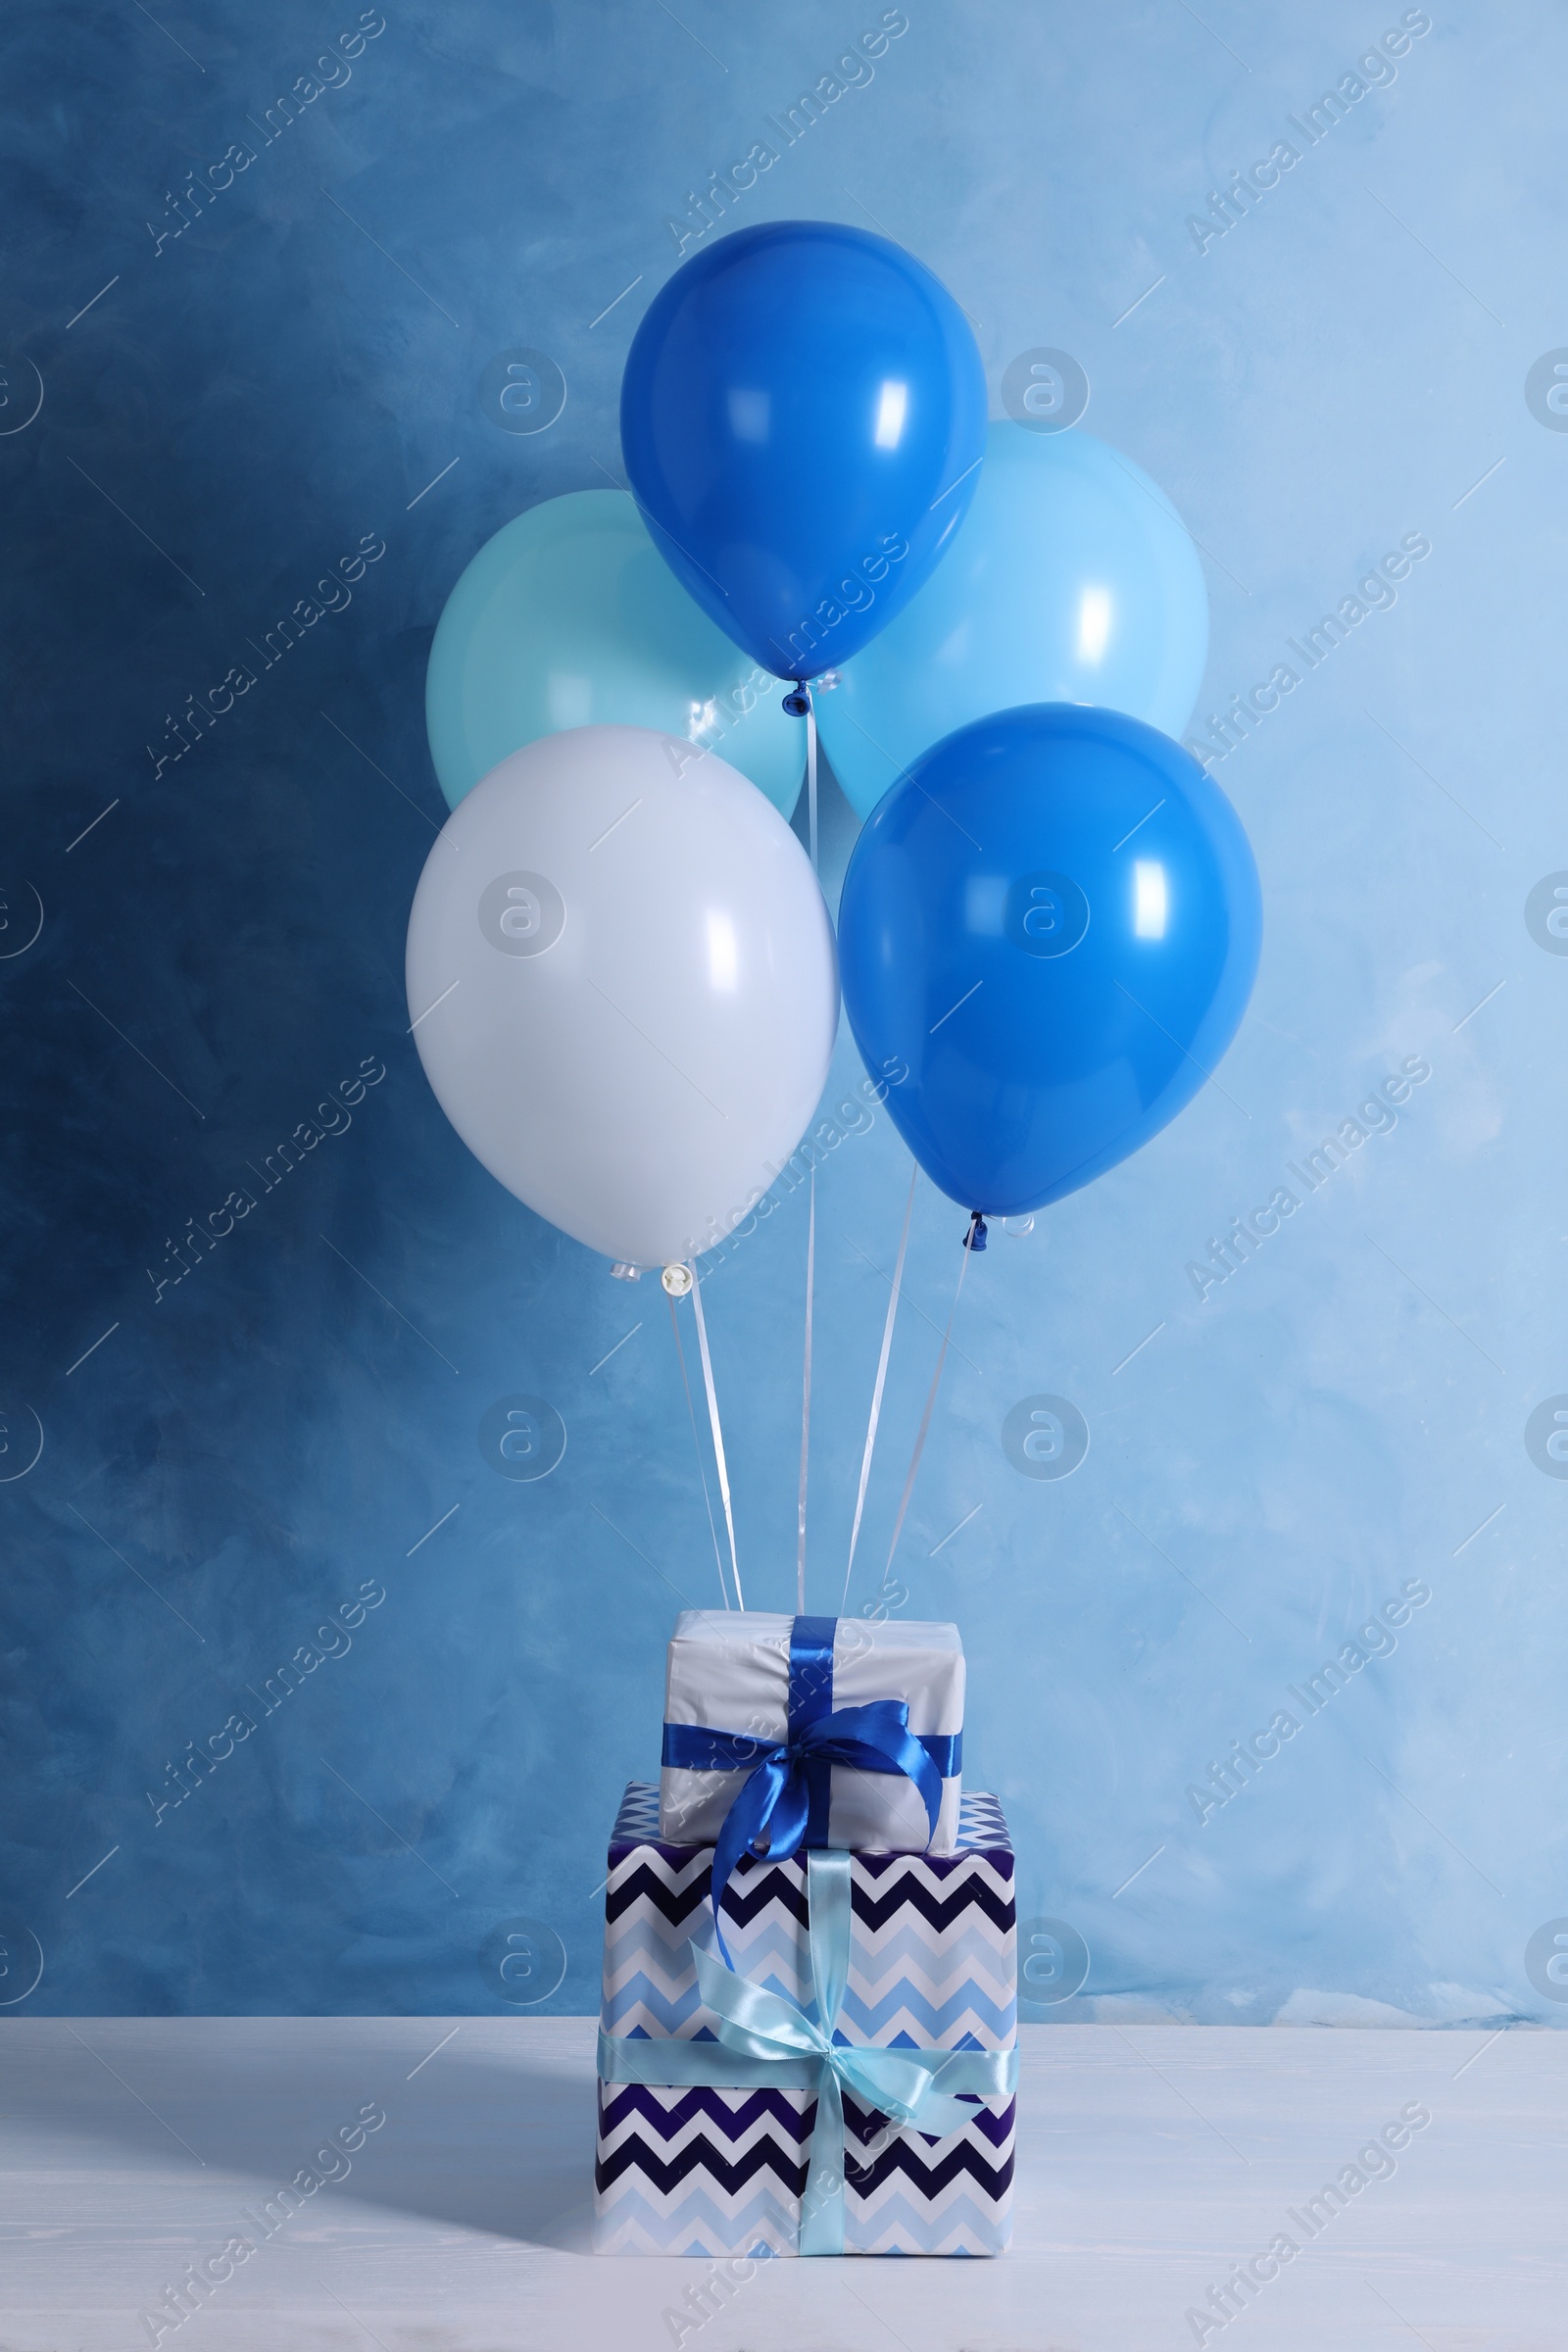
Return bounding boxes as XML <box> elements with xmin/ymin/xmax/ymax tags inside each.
<box><xmin>3</xmin><ymin>0</ymin><xmax>1566</xmax><ymax>2026</ymax></box>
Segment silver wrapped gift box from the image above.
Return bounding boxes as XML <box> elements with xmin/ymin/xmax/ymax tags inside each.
<box><xmin>659</xmin><ymin>1608</ymin><xmax>965</xmax><ymax>1853</ymax></box>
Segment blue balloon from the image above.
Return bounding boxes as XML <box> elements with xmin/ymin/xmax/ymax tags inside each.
<box><xmin>838</xmin><ymin>706</ymin><xmax>1261</xmax><ymax>1216</ymax></box>
<box><xmin>620</xmin><ymin>220</ymin><xmax>987</xmax><ymax>681</ymax></box>
<box><xmin>817</xmin><ymin>424</ymin><xmax>1209</xmax><ymax>817</ymax></box>
<box><xmin>425</xmin><ymin>490</ymin><xmax>805</xmax><ymax>818</ymax></box>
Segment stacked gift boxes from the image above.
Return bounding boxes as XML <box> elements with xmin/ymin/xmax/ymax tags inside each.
<box><xmin>593</xmin><ymin>1612</ymin><xmax>1017</xmax><ymax>2258</ymax></box>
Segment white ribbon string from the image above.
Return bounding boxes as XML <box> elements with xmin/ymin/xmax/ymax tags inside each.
<box><xmin>667</xmin><ymin>1294</ymin><xmax>730</xmax><ymax>1609</ymax></box>
<box><xmin>796</xmin><ymin>1164</ymin><xmax>815</xmax><ymax>1613</ymax></box>
<box><xmin>688</xmin><ymin>1264</ymin><xmax>744</xmax><ymax>1610</ymax></box>
<box><xmin>806</xmin><ymin>685</ymin><xmax>818</xmax><ymax>872</ymax></box>
<box><xmin>841</xmin><ymin>1163</ymin><xmax>918</xmax><ymax>1613</ymax></box>
<box><xmin>880</xmin><ymin>1223</ymin><xmax>976</xmax><ymax>1584</ymax></box>
<box><xmin>794</xmin><ymin>679</ymin><xmax>820</xmax><ymax>1614</ymax></box>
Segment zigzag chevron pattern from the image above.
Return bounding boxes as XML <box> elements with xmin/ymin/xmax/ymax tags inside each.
<box><xmin>594</xmin><ymin>2082</ymin><xmax>1014</xmax><ymax>2256</ymax></box>
<box><xmin>595</xmin><ymin>1783</ymin><xmax>1015</xmax><ymax>2256</ymax></box>
<box><xmin>602</xmin><ymin>1784</ymin><xmax>1015</xmax><ymax>2048</ymax></box>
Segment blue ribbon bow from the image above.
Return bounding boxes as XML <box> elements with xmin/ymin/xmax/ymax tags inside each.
<box><xmin>598</xmin><ymin>1848</ymin><xmax>1017</xmax><ymax>2256</ymax></box>
<box><xmin>662</xmin><ymin>1615</ymin><xmax>948</xmax><ymax>1963</ymax></box>
<box><xmin>703</xmin><ymin>1699</ymin><xmax>940</xmax><ymax>1965</ymax></box>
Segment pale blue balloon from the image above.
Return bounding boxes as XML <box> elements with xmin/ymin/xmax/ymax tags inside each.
<box><xmin>425</xmin><ymin>488</ymin><xmax>805</xmax><ymax>816</ymax></box>
<box><xmin>815</xmin><ymin>424</ymin><xmax>1208</xmax><ymax>818</ymax></box>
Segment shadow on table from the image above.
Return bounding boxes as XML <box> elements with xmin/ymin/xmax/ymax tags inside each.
<box><xmin>27</xmin><ymin>2020</ymin><xmax>598</xmax><ymax>2252</ymax></box>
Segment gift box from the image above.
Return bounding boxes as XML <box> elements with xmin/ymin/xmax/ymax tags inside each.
<box><xmin>660</xmin><ymin>1609</ymin><xmax>965</xmax><ymax>1854</ymax></box>
<box><xmin>594</xmin><ymin>1781</ymin><xmax>1016</xmax><ymax>2257</ymax></box>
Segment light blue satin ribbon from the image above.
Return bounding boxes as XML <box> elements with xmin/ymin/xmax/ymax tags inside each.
<box><xmin>597</xmin><ymin>1848</ymin><xmax>1018</xmax><ymax>2256</ymax></box>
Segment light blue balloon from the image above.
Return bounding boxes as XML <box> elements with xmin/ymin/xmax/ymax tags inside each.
<box><xmin>815</xmin><ymin>424</ymin><xmax>1208</xmax><ymax>818</ymax></box>
<box><xmin>425</xmin><ymin>489</ymin><xmax>805</xmax><ymax>816</ymax></box>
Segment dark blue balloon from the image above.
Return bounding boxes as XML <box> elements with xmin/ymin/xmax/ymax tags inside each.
<box><xmin>620</xmin><ymin>221</ymin><xmax>987</xmax><ymax>681</ymax></box>
<box><xmin>838</xmin><ymin>706</ymin><xmax>1262</xmax><ymax>1216</ymax></box>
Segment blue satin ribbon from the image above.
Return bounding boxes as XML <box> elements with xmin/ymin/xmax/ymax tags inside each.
<box><xmin>661</xmin><ymin>1725</ymin><xmax>962</xmax><ymax>1780</ymax></box>
<box><xmin>598</xmin><ymin>1848</ymin><xmax>1018</xmax><ymax>2257</ymax></box>
<box><xmin>662</xmin><ymin>1614</ymin><xmax>951</xmax><ymax>1963</ymax></box>
<box><xmin>789</xmin><ymin>1615</ymin><xmax>836</xmax><ymax>1844</ymax></box>
<box><xmin>707</xmin><ymin>1699</ymin><xmax>939</xmax><ymax>1965</ymax></box>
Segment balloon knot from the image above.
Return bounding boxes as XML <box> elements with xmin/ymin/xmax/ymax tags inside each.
<box><xmin>965</xmin><ymin>1213</ymin><xmax>988</xmax><ymax>1252</ymax></box>
<box><xmin>781</xmin><ymin>687</ymin><xmax>810</xmax><ymax>716</ymax></box>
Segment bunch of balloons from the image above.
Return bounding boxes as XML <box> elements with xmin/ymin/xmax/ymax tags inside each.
<box><xmin>407</xmin><ymin>220</ymin><xmax>1260</xmax><ymax>1272</ymax></box>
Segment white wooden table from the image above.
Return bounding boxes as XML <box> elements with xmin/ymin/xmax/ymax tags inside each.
<box><xmin>1</xmin><ymin>2019</ymin><xmax>1562</xmax><ymax>2349</ymax></box>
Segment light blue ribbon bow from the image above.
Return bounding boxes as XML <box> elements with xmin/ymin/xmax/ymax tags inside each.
<box><xmin>598</xmin><ymin>1848</ymin><xmax>1018</xmax><ymax>2256</ymax></box>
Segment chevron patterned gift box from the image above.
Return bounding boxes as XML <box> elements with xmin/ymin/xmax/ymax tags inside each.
<box><xmin>594</xmin><ymin>1782</ymin><xmax>1016</xmax><ymax>2256</ymax></box>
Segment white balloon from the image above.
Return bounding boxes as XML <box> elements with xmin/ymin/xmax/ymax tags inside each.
<box><xmin>405</xmin><ymin>725</ymin><xmax>838</xmax><ymax>1268</ymax></box>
